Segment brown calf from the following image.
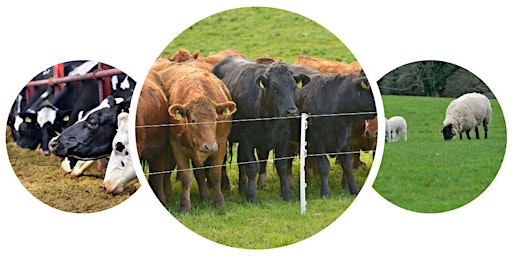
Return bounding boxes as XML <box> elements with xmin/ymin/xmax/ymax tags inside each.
<box><xmin>159</xmin><ymin>63</ymin><xmax>236</xmax><ymax>213</ymax></box>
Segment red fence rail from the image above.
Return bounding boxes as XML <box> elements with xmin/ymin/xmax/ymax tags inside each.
<box><xmin>26</xmin><ymin>68</ymin><xmax>124</xmax><ymax>87</ymax></box>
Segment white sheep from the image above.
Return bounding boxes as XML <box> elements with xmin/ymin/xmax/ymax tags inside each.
<box><xmin>385</xmin><ymin>116</ymin><xmax>407</xmax><ymax>142</ymax></box>
<box><xmin>441</xmin><ymin>92</ymin><xmax>492</xmax><ymax>140</ymax></box>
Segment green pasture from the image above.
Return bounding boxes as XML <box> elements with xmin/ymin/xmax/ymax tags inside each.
<box><xmin>144</xmin><ymin>6</ymin><xmax>372</xmax><ymax>249</ymax></box>
<box><xmin>160</xmin><ymin>6</ymin><xmax>356</xmax><ymax>63</ymax></box>
<box><xmin>373</xmin><ymin>95</ymin><xmax>506</xmax><ymax>213</ymax></box>
<box><xmin>162</xmin><ymin>151</ymin><xmax>372</xmax><ymax>249</ymax></box>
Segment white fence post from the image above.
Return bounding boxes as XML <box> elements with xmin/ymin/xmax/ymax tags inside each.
<box><xmin>300</xmin><ymin>113</ymin><xmax>308</xmax><ymax>215</ymax></box>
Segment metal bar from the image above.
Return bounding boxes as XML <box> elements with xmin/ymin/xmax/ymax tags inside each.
<box><xmin>26</xmin><ymin>68</ymin><xmax>124</xmax><ymax>87</ymax></box>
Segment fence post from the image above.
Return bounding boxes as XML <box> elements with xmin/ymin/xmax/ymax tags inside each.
<box><xmin>300</xmin><ymin>113</ymin><xmax>308</xmax><ymax>215</ymax></box>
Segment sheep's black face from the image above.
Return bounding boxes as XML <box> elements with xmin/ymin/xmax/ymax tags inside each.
<box><xmin>442</xmin><ymin>124</ymin><xmax>456</xmax><ymax>141</ymax></box>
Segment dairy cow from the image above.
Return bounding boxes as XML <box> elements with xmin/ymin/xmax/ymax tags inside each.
<box><xmin>103</xmin><ymin>112</ymin><xmax>139</xmax><ymax>195</ymax></box>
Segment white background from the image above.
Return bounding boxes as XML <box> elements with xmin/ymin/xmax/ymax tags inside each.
<box><xmin>0</xmin><ymin>1</ymin><xmax>510</xmax><ymax>255</ymax></box>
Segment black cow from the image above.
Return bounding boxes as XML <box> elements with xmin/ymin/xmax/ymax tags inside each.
<box><xmin>212</xmin><ymin>56</ymin><xmax>310</xmax><ymax>203</ymax></box>
<box><xmin>48</xmin><ymin>95</ymin><xmax>131</xmax><ymax>161</ymax></box>
<box><xmin>287</xmin><ymin>64</ymin><xmax>376</xmax><ymax>197</ymax></box>
<box><xmin>9</xmin><ymin>60</ymin><xmax>94</xmax><ymax>152</ymax></box>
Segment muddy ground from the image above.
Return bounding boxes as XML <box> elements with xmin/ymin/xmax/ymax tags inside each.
<box><xmin>6</xmin><ymin>132</ymin><xmax>139</xmax><ymax>213</ymax></box>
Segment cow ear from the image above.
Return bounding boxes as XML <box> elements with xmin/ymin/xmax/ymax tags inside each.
<box><xmin>216</xmin><ymin>101</ymin><xmax>237</xmax><ymax>117</ymax></box>
<box><xmin>294</xmin><ymin>74</ymin><xmax>310</xmax><ymax>88</ymax></box>
<box><xmin>256</xmin><ymin>75</ymin><xmax>268</xmax><ymax>89</ymax></box>
<box><xmin>19</xmin><ymin>112</ymin><xmax>37</xmax><ymax>123</ymax></box>
<box><xmin>169</xmin><ymin>104</ymin><xmax>186</xmax><ymax>120</ymax></box>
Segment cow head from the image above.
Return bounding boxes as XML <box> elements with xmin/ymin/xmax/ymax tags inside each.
<box><xmin>49</xmin><ymin>96</ymin><xmax>130</xmax><ymax>160</ymax></box>
<box><xmin>13</xmin><ymin>112</ymin><xmax>41</xmax><ymax>150</ymax></box>
<box><xmin>441</xmin><ymin>124</ymin><xmax>456</xmax><ymax>141</ymax></box>
<box><xmin>36</xmin><ymin>105</ymin><xmax>72</xmax><ymax>155</ymax></box>
<box><xmin>103</xmin><ymin>112</ymin><xmax>138</xmax><ymax>195</ymax></box>
<box><xmin>256</xmin><ymin>62</ymin><xmax>310</xmax><ymax>117</ymax></box>
<box><xmin>349</xmin><ymin>72</ymin><xmax>376</xmax><ymax>120</ymax></box>
<box><xmin>169</xmin><ymin>96</ymin><xmax>236</xmax><ymax>164</ymax></box>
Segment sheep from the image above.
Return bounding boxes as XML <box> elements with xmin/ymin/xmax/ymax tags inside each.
<box><xmin>385</xmin><ymin>116</ymin><xmax>407</xmax><ymax>142</ymax></box>
<box><xmin>441</xmin><ymin>92</ymin><xmax>492</xmax><ymax>140</ymax></box>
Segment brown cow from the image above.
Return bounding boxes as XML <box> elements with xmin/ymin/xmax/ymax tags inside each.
<box><xmin>136</xmin><ymin>69</ymin><xmax>174</xmax><ymax>205</ymax></box>
<box><xmin>197</xmin><ymin>48</ymin><xmax>245</xmax><ymax>65</ymax></box>
<box><xmin>293</xmin><ymin>55</ymin><xmax>362</xmax><ymax>74</ymax></box>
<box><xmin>159</xmin><ymin>62</ymin><xmax>236</xmax><ymax>213</ymax></box>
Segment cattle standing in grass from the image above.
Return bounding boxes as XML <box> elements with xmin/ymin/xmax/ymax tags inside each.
<box><xmin>136</xmin><ymin>70</ymin><xmax>175</xmax><ymax>205</ymax></box>
<box><xmin>160</xmin><ymin>62</ymin><xmax>236</xmax><ymax>212</ymax></box>
<box><xmin>287</xmin><ymin>64</ymin><xmax>376</xmax><ymax>197</ymax></box>
<box><xmin>212</xmin><ymin>56</ymin><xmax>310</xmax><ymax>203</ymax></box>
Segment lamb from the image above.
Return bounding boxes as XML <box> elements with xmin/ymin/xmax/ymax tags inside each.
<box><xmin>385</xmin><ymin>116</ymin><xmax>407</xmax><ymax>142</ymax></box>
<box><xmin>441</xmin><ymin>92</ymin><xmax>492</xmax><ymax>140</ymax></box>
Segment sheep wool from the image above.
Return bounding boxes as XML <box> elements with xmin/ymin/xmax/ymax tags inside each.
<box><xmin>442</xmin><ymin>92</ymin><xmax>492</xmax><ymax>140</ymax></box>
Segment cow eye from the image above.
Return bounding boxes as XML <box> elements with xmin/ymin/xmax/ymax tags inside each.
<box><xmin>86</xmin><ymin>120</ymin><xmax>99</xmax><ymax>129</ymax></box>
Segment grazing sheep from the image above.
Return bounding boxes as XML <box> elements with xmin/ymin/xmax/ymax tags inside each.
<box><xmin>441</xmin><ymin>92</ymin><xmax>492</xmax><ymax>140</ymax></box>
<box><xmin>385</xmin><ymin>116</ymin><xmax>407</xmax><ymax>142</ymax></box>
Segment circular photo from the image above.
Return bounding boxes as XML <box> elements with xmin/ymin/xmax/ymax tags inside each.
<box><xmin>373</xmin><ymin>60</ymin><xmax>506</xmax><ymax>213</ymax></box>
<box><xmin>6</xmin><ymin>60</ymin><xmax>140</xmax><ymax>213</ymax></box>
<box><xmin>135</xmin><ymin>7</ymin><xmax>379</xmax><ymax>249</ymax></box>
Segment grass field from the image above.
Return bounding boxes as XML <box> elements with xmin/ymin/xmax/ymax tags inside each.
<box><xmin>160</xmin><ymin>7</ymin><xmax>356</xmax><ymax>63</ymax></box>
<box><xmin>373</xmin><ymin>95</ymin><xmax>506</xmax><ymax>213</ymax></box>
<box><xmin>143</xmin><ymin>6</ymin><xmax>372</xmax><ymax>249</ymax></box>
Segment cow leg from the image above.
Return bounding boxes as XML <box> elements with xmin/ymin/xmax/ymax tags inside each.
<box><xmin>163</xmin><ymin>172</ymin><xmax>172</xmax><ymax>200</ymax></box>
<box><xmin>475</xmin><ymin>126</ymin><xmax>480</xmax><ymax>139</ymax></box>
<box><xmin>148</xmin><ymin>155</ymin><xmax>171</xmax><ymax>206</ymax></box>
<box><xmin>238</xmin><ymin>144</ymin><xmax>257</xmax><ymax>203</ymax></box>
<box><xmin>274</xmin><ymin>145</ymin><xmax>293</xmax><ymax>201</ymax></box>
<box><xmin>256</xmin><ymin>149</ymin><xmax>270</xmax><ymax>189</ymax></box>
<box><xmin>173</xmin><ymin>150</ymin><xmax>192</xmax><ymax>213</ymax></box>
<box><xmin>338</xmin><ymin>152</ymin><xmax>359</xmax><ymax>195</ymax></box>
<box><xmin>220</xmin><ymin>153</ymin><xmax>231</xmax><ymax>191</ymax></box>
<box><xmin>194</xmin><ymin>168</ymin><xmax>210</xmax><ymax>202</ymax></box>
<box><xmin>313</xmin><ymin>155</ymin><xmax>331</xmax><ymax>198</ymax></box>
<box><xmin>148</xmin><ymin>172</ymin><xmax>166</xmax><ymax>205</ymax></box>
<box><xmin>209</xmin><ymin>146</ymin><xmax>227</xmax><ymax>209</ymax></box>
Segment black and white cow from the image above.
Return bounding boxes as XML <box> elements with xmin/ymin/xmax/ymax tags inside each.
<box><xmin>103</xmin><ymin>112</ymin><xmax>138</xmax><ymax>195</ymax></box>
<box><xmin>212</xmin><ymin>56</ymin><xmax>310</xmax><ymax>203</ymax></box>
<box><xmin>48</xmin><ymin>95</ymin><xmax>131</xmax><ymax>161</ymax></box>
<box><xmin>10</xmin><ymin>61</ymin><xmax>135</xmax><ymax>156</ymax></box>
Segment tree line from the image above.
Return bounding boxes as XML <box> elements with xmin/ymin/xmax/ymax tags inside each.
<box><xmin>377</xmin><ymin>60</ymin><xmax>495</xmax><ymax>99</ymax></box>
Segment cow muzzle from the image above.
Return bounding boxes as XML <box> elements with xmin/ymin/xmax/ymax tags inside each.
<box><xmin>286</xmin><ymin>107</ymin><xmax>299</xmax><ymax>117</ymax></box>
<box><xmin>199</xmin><ymin>142</ymin><xmax>218</xmax><ymax>153</ymax></box>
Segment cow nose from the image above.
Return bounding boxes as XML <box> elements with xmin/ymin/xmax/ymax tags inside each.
<box><xmin>286</xmin><ymin>107</ymin><xmax>299</xmax><ymax>116</ymax></box>
<box><xmin>200</xmin><ymin>143</ymin><xmax>218</xmax><ymax>153</ymax></box>
<box><xmin>48</xmin><ymin>139</ymin><xmax>59</xmax><ymax>152</ymax></box>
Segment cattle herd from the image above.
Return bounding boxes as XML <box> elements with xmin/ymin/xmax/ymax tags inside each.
<box><xmin>6</xmin><ymin>50</ymin><xmax>379</xmax><ymax>213</ymax></box>
<box><xmin>7</xmin><ymin>61</ymin><xmax>138</xmax><ymax>199</ymax></box>
<box><xmin>137</xmin><ymin>48</ymin><xmax>378</xmax><ymax>213</ymax></box>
